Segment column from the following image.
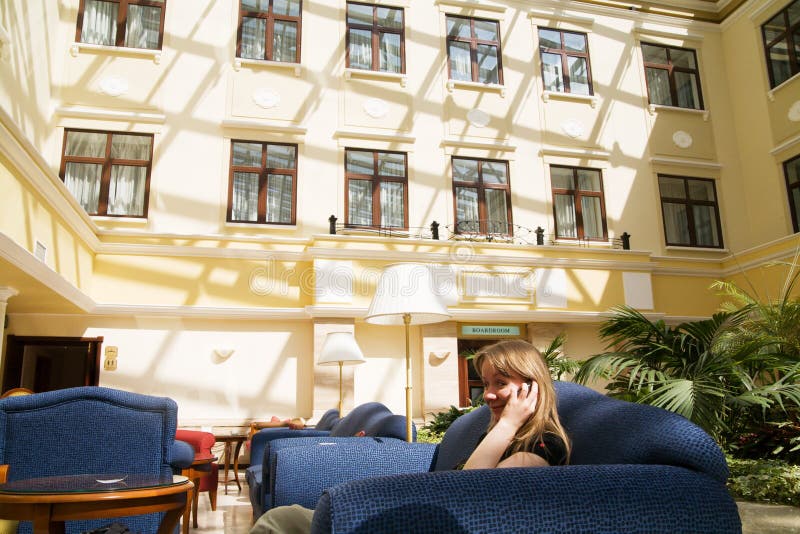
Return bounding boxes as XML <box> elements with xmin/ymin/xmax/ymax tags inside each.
<box><xmin>0</xmin><ymin>287</ymin><xmax>19</xmax><ymax>364</ymax></box>
<box><xmin>420</xmin><ymin>321</ymin><xmax>459</xmax><ymax>420</ymax></box>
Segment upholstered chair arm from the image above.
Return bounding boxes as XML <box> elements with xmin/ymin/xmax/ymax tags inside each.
<box><xmin>168</xmin><ymin>440</ymin><xmax>195</xmax><ymax>471</ymax></box>
<box><xmin>250</xmin><ymin>428</ymin><xmax>330</xmax><ymax>470</ymax></box>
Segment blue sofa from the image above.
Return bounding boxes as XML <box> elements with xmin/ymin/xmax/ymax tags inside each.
<box><xmin>270</xmin><ymin>381</ymin><xmax>742</xmax><ymax>533</ymax></box>
<box><xmin>247</xmin><ymin>402</ymin><xmax>410</xmax><ymax>518</ymax></box>
<box><xmin>0</xmin><ymin>386</ymin><xmax>193</xmax><ymax>534</ymax></box>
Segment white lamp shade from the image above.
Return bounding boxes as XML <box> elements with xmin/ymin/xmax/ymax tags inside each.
<box><xmin>318</xmin><ymin>332</ymin><xmax>366</xmax><ymax>366</ymax></box>
<box><xmin>365</xmin><ymin>263</ymin><xmax>451</xmax><ymax>325</ymax></box>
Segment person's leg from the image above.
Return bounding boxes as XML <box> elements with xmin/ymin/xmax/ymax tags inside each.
<box><xmin>250</xmin><ymin>505</ymin><xmax>314</xmax><ymax>534</ymax></box>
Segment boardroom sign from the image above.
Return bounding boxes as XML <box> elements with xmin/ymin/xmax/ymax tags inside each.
<box><xmin>461</xmin><ymin>325</ymin><xmax>521</xmax><ymax>337</ymax></box>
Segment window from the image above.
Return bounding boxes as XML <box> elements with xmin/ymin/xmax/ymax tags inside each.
<box><xmin>762</xmin><ymin>0</ymin><xmax>800</xmax><ymax>88</ymax></box>
<box><xmin>228</xmin><ymin>141</ymin><xmax>297</xmax><ymax>224</ymax></box>
<box><xmin>346</xmin><ymin>2</ymin><xmax>404</xmax><ymax>73</ymax></box>
<box><xmin>642</xmin><ymin>42</ymin><xmax>703</xmax><ymax>110</ymax></box>
<box><xmin>550</xmin><ymin>166</ymin><xmax>607</xmax><ymax>240</ymax></box>
<box><xmin>785</xmin><ymin>154</ymin><xmax>800</xmax><ymax>233</ymax></box>
<box><xmin>345</xmin><ymin>149</ymin><xmax>407</xmax><ymax>229</ymax></box>
<box><xmin>59</xmin><ymin>129</ymin><xmax>153</xmax><ymax>217</ymax></box>
<box><xmin>658</xmin><ymin>175</ymin><xmax>722</xmax><ymax>248</ymax></box>
<box><xmin>446</xmin><ymin>15</ymin><xmax>503</xmax><ymax>84</ymax></box>
<box><xmin>538</xmin><ymin>28</ymin><xmax>592</xmax><ymax>95</ymax></box>
<box><xmin>452</xmin><ymin>157</ymin><xmax>511</xmax><ymax>235</ymax></box>
<box><xmin>238</xmin><ymin>0</ymin><xmax>302</xmax><ymax>62</ymax></box>
<box><xmin>76</xmin><ymin>0</ymin><xmax>166</xmax><ymax>50</ymax></box>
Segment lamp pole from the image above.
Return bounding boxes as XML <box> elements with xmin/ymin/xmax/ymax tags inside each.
<box><xmin>404</xmin><ymin>312</ymin><xmax>412</xmax><ymax>442</ymax></box>
<box><xmin>337</xmin><ymin>361</ymin><xmax>344</xmax><ymax>415</ymax></box>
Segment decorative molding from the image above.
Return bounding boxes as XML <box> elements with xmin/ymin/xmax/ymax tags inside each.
<box><xmin>542</xmin><ymin>90</ymin><xmax>598</xmax><ymax>108</ymax></box>
<box><xmin>788</xmin><ymin>101</ymin><xmax>800</xmax><ymax>122</ymax></box>
<box><xmin>0</xmin><ymin>287</ymin><xmax>19</xmax><ymax>303</ymax></box>
<box><xmin>769</xmin><ymin>133</ymin><xmax>800</xmax><ymax>156</ymax></box>
<box><xmin>221</xmin><ymin>119</ymin><xmax>307</xmax><ymax>136</ymax></box>
<box><xmin>233</xmin><ymin>57</ymin><xmax>301</xmax><ymax>76</ymax></box>
<box><xmin>333</xmin><ymin>128</ymin><xmax>415</xmax><ymax>144</ymax></box>
<box><xmin>252</xmin><ymin>88</ymin><xmax>281</xmax><ymax>109</ymax></box>
<box><xmin>89</xmin><ymin>304</ymin><xmax>310</xmax><ymax>319</ymax></box>
<box><xmin>447</xmin><ymin>79</ymin><xmax>505</xmax><ymax>97</ymax></box>
<box><xmin>344</xmin><ymin>68</ymin><xmax>407</xmax><ymax>87</ymax></box>
<box><xmin>528</xmin><ymin>8</ymin><xmax>594</xmax><ymax>28</ymax></box>
<box><xmin>55</xmin><ymin>106</ymin><xmax>166</xmax><ymax>124</ymax></box>
<box><xmin>96</xmin><ymin>242</ymin><xmax>305</xmax><ymax>261</ymax></box>
<box><xmin>561</xmin><ymin>119</ymin><xmax>585</xmax><ymax>139</ymax></box>
<box><xmin>766</xmin><ymin>75</ymin><xmax>799</xmax><ymax>102</ymax></box>
<box><xmin>98</xmin><ymin>76</ymin><xmax>129</xmax><ymax>97</ymax></box>
<box><xmin>466</xmin><ymin>108</ymin><xmax>490</xmax><ymax>127</ymax></box>
<box><xmin>633</xmin><ymin>24</ymin><xmax>704</xmax><ymax>42</ymax></box>
<box><xmin>442</xmin><ymin>137</ymin><xmax>515</xmax><ymax>152</ymax></box>
<box><xmin>540</xmin><ymin>146</ymin><xmax>610</xmax><ymax>159</ymax></box>
<box><xmin>70</xmin><ymin>42</ymin><xmax>161</xmax><ymax>64</ymax></box>
<box><xmin>435</xmin><ymin>0</ymin><xmax>507</xmax><ymax>15</ymax></box>
<box><xmin>649</xmin><ymin>156</ymin><xmax>722</xmax><ymax>170</ymax></box>
<box><xmin>363</xmin><ymin>98</ymin><xmax>389</xmax><ymax>119</ymax></box>
<box><xmin>648</xmin><ymin>104</ymin><xmax>710</xmax><ymax>121</ymax></box>
<box><xmin>672</xmin><ymin>130</ymin><xmax>693</xmax><ymax>148</ymax></box>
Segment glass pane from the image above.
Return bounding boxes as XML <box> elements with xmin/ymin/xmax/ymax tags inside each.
<box><xmin>670</xmin><ymin>48</ymin><xmax>696</xmax><ymax>69</ymax></box>
<box><xmin>663</xmin><ymin>203</ymin><xmax>691</xmax><ymax>245</ymax></box>
<box><xmin>550</xmin><ymin>167</ymin><xmax>574</xmax><ymax>190</ymax></box>
<box><xmin>65</xmin><ymin>131</ymin><xmax>107</xmax><ymax>157</ymax></box>
<box><xmin>64</xmin><ymin>162</ymin><xmax>102</xmax><ymax>214</ymax></box>
<box><xmin>787</xmin><ymin>158</ymin><xmax>800</xmax><ymax>185</ymax></box>
<box><xmin>273</xmin><ymin>0</ymin><xmax>300</xmax><ymax>17</ymax></box>
<box><xmin>377</xmin><ymin>152</ymin><xmax>405</xmax><ymax>177</ymax></box>
<box><xmin>687</xmin><ymin>179</ymin><xmax>715</xmax><ymax>201</ymax></box>
<box><xmin>232</xmin><ymin>172</ymin><xmax>259</xmax><ymax>222</ymax></box>
<box><xmin>125</xmin><ymin>5</ymin><xmax>161</xmax><ymax>49</ymax></box>
<box><xmin>272</xmin><ymin>21</ymin><xmax>297</xmax><ymax>62</ymax></box>
<box><xmin>790</xmin><ymin>2</ymin><xmax>800</xmax><ymax>25</ymax></box>
<box><xmin>455</xmin><ymin>187</ymin><xmax>479</xmax><ymax>232</ymax></box>
<box><xmin>241</xmin><ymin>17</ymin><xmax>266</xmax><ymax>60</ymax></box>
<box><xmin>485</xmin><ymin>189</ymin><xmax>508</xmax><ymax>234</ymax></box>
<box><xmin>267</xmin><ymin>174</ymin><xmax>293</xmax><ymax>223</ymax></box>
<box><xmin>567</xmin><ymin>56</ymin><xmax>590</xmax><ymax>95</ymax></box>
<box><xmin>348</xmin><ymin>180</ymin><xmax>373</xmax><ymax>225</ymax></box>
<box><xmin>554</xmin><ymin>194</ymin><xmax>576</xmax><ymax>238</ymax></box>
<box><xmin>642</xmin><ymin>43</ymin><xmax>668</xmax><ymax>64</ymax></box>
<box><xmin>377</xmin><ymin>7</ymin><xmax>402</xmax><ymax>29</ymax></box>
<box><xmin>793</xmin><ymin>187</ymin><xmax>800</xmax><ymax>230</ymax></box>
<box><xmin>267</xmin><ymin>144</ymin><xmax>296</xmax><ymax>168</ymax></box>
<box><xmin>659</xmin><ymin>177</ymin><xmax>686</xmax><ymax>198</ymax></box>
<box><xmin>577</xmin><ymin>169</ymin><xmax>601</xmax><ymax>191</ymax></box>
<box><xmin>449</xmin><ymin>41</ymin><xmax>472</xmax><ymax>81</ymax></box>
<box><xmin>693</xmin><ymin>205</ymin><xmax>720</xmax><ymax>247</ymax></box>
<box><xmin>233</xmin><ymin>142</ymin><xmax>263</xmax><ymax>167</ymax></box>
<box><xmin>564</xmin><ymin>32</ymin><xmax>587</xmax><ymax>53</ymax></box>
<box><xmin>347</xmin><ymin>3</ymin><xmax>373</xmax><ymax>25</ymax></box>
<box><xmin>81</xmin><ymin>0</ymin><xmax>118</xmax><ymax>46</ymax></box>
<box><xmin>346</xmin><ymin>151</ymin><xmax>373</xmax><ymax>174</ymax></box>
<box><xmin>476</xmin><ymin>44</ymin><xmax>499</xmax><ymax>84</ymax></box>
<box><xmin>452</xmin><ymin>158</ymin><xmax>478</xmax><ymax>182</ymax></box>
<box><xmin>763</xmin><ymin>12</ymin><xmax>786</xmax><ymax>42</ymax></box>
<box><xmin>380</xmin><ymin>182</ymin><xmax>404</xmax><ymax>227</ymax></box>
<box><xmin>241</xmin><ymin>0</ymin><xmax>270</xmax><ymax>14</ymax></box>
<box><xmin>538</xmin><ymin>28</ymin><xmax>560</xmax><ymax>49</ymax></box>
<box><xmin>348</xmin><ymin>28</ymin><xmax>372</xmax><ymax>70</ymax></box>
<box><xmin>108</xmin><ymin>165</ymin><xmax>146</xmax><ymax>216</ymax></box>
<box><xmin>581</xmin><ymin>196</ymin><xmax>603</xmax><ymax>238</ymax></box>
<box><xmin>481</xmin><ymin>161</ymin><xmax>507</xmax><ymax>184</ymax></box>
<box><xmin>541</xmin><ymin>53</ymin><xmax>563</xmax><ymax>92</ymax></box>
<box><xmin>447</xmin><ymin>16</ymin><xmax>471</xmax><ymax>38</ymax></box>
<box><xmin>768</xmin><ymin>42</ymin><xmax>792</xmax><ymax>86</ymax></box>
<box><xmin>675</xmin><ymin>71</ymin><xmax>700</xmax><ymax>109</ymax></box>
<box><xmin>646</xmin><ymin>68</ymin><xmax>672</xmax><ymax>106</ymax></box>
<box><xmin>379</xmin><ymin>32</ymin><xmax>402</xmax><ymax>73</ymax></box>
<box><xmin>474</xmin><ymin>19</ymin><xmax>498</xmax><ymax>41</ymax></box>
<box><xmin>111</xmin><ymin>134</ymin><xmax>151</xmax><ymax>160</ymax></box>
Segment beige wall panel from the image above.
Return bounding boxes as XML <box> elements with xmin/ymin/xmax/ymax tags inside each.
<box><xmin>420</xmin><ymin>321</ymin><xmax>459</xmax><ymax>416</ymax></box>
<box><xmin>342</xmin><ymin>79</ymin><xmax>412</xmax><ymax>132</ymax></box>
<box><xmin>445</xmin><ymin>91</ymin><xmax>510</xmax><ymax>140</ymax></box>
<box><xmin>647</xmin><ymin>111</ymin><xmax>716</xmax><ymax>160</ymax></box>
<box><xmin>541</xmin><ymin>100</ymin><xmax>602</xmax><ymax>148</ymax></box>
<box><xmin>767</xmin><ymin>76</ymin><xmax>800</xmax><ymax>145</ymax></box>
<box><xmin>651</xmin><ymin>274</ymin><xmax>721</xmax><ymax>317</ymax></box>
<box><xmin>230</xmin><ymin>69</ymin><xmax>315</xmax><ymax>123</ymax></box>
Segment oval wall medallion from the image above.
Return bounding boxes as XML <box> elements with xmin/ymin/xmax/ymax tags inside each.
<box><xmin>98</xmin><ymin>76</ymin><xmax>129</xmax><ymax>97</ymax></box>
<box><xmin>252</xmin><ymin>88</ymin><xmax>280</xmax><ymax>109</ymax></box>
<box><xmin>363</xmin><ymin>98</ymin><xmax>389</xmax><ymax>118</ymax></box>
<box><xmin>467</xmin><ymin>108</ymin><xmax>490</xmax><ymax>127</ymax></box>
<box><xmin>789</xmin><ymin>101</ymin><xmax>800</xmax><ymax>122</ymax></box>
<box><xmin>561</xmin><ymin>118</ymin><xmax>584</xmax><ymax>138</ymax></box>
<box><xmin>672</xmin><ymin>130</ymin><xmax>693</xmax><ymax>149</ymax></box>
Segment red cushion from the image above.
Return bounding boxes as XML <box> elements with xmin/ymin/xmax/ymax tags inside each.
<box><xmin>175</xmin><ymin>429</ymin><xmax>219</xmax><ymax>490</ymax></box>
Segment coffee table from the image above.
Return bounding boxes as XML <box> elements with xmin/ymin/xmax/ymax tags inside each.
<box><xmin>214</xmin><ymin>433</ymin><xmax>247</xmax><ymax>494</ymax></box>
<box><xmin>0</xmin><ymin>473</ymin><xmax>192</xmax><ymax>534</ymax></box>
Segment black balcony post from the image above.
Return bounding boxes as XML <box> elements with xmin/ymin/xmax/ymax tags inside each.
<box><xmin>329</xmin><ymin>215</ymin><xmax>337</xmax><ymax>235</ymax></box>
<box><xmin>535</xmin><ymin>226</ymin><xmax>545</xmax><ymax>246</ymax></box>
<box><xmin>621</xmin><ymin>232</ymin><xmax>631</xmax><ymax>250</ymax></box>
<box><xmin>430</xmin><ymin>221</ymin><xmax>439</xmax><ymax>240</ymax></box>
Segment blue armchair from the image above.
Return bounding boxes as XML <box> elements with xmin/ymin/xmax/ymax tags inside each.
<box><xmin>0</xmin><ymin>386</ymin><xmax>194</xmax><ymax>534</ymax></box>
<box><xmin>270</xmin><ymin>381</ymin><xmax>742</xmax><ymax>533</ymax></box>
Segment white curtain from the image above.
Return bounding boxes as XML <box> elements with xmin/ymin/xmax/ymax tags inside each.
<box><xmin>348</xmin><ymin>29</ymin><xmax>371</xmax><ymax>69</ymax></box>
<box><xmin>63</xmin><ymin>131</ymin><xmax>107</xmax><ymax>213</ymax></box>
<box><xmin>581</xmin><ymin>196</ymin><xmax>603</xmax><ymax>238</ymax></box>
<box><xmin>485</xmin><ymin>189</ymin><xmax>508</xmax><ymax>234</ymax></box>
<box><xmin>232</xmin><ymin>172</ymin><xmax>259</xmax><ymax>221</ymax></box>
<box><xmin>449</xmin><ymin>42</ymin><xmax>471</xmax><ymax>81</ymax></box>
<box><xmin>125</xmin><ymin>4</ymin><xmax>161</xmax><ymax>49</ymax></box>
<box><xmin>662</xmin><ymin>203</ymin><xmax>690</xmax><ymax>245</ymax></box>
<box><xmin>348</xmin><ymin>181</ymin><xmax>372</xmax><ymax>226</ymax></box>
<box><xmin>646</xmin><ymin>68</ymin><xmax>672</xmax><ymax>106</ymax></box>
<box><xmin>108</xmin><ymin>134</ymin><xmax>150</xmax><ymax>216</ymax></box>
<box><xmin>241</xmin><ymin>17</ymin><xmax>266</xmax><ymax>59</ymax></box>
<box><xmin>81</xmin><ymin>0</ymin><xmax>117</xmax><ymax>46</ymax></box>
<box><xmin>267</xmin><ymin>174</ymin><xmax>293</xmax><ymax>223</ymax></box>
<box><xmin>272</xmin><ymin>21</ymin><xmax>297</xmax><ymax>62</ymax></box>
<box><xmin>456</xmin><ymin>187</ymin><xmax>479</xmax><ymax>232</ymax></box>
<box><xmin>380</xmin><ymin>182</ymin><xmax>403</xmax><ymax>227</ymax></box>
<box><xmin>555</xmin><ymin>194</ymin><xmax>577</xmax><ymax>238</ymax></box>
<box><xmin>379</xmin><ymin>33</ymin><xmax>401</xmax><ymax>73</ymax></box>
<box><xmin>692</xmin><ymin>205</ymin><xmax>719</xmax><ymax>247</ymax></box>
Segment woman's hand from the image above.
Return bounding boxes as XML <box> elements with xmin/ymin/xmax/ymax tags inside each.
<box><xmin>497</xmin><ymin>381</ymin><xmax>538</xmax><ymax>432</ymax></box>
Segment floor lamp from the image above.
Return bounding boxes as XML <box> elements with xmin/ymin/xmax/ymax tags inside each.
<box><xmin>318</xmin><ymin>332</ymin><xmax>366</xmax><ymax>415</ymax></box>
<box><xmin>365</xmin><ymin>263</ymin><xmax>450</xmax><ymax>442</ymax></box>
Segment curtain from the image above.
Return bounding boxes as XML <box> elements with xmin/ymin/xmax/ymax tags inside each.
<box><xmin>646</xmin><ymin>68</ymin><xmax>671</xmax><ymax>106</ymax></box>
<box><xmin>693</xmin><ymin>205</ymin><xmax>719</xmax><ymax>247</ymax></box>
<box><xmin>581</xmin><ymin>196</ymin><xmax>603</xmax><ymax>238</ymax></box>
<box><xmin>267</xmin><ymin>174</ymin><xmax>293</xmax><ymax>223</ymax></box>
<box><xmin>662</xmin><ymin>203</ymin><xmax>690</xmax><ymax>245</ymax></box>
<box><xmin>485</xmin><ymin>189</ymin><xmax>508</xmax><ymax>234</ymax></box>
<box><xmin>379</xmin><ymin>33</ymin><xmax>401</xmax><ymax>73</ymax></box>
<box><xmin>349</xmin><ymin>29</ymin><xmax>371</xmax><ymax>69</ymax></box>
<box><xmin>272</xmin><ymin>21</ymin><xmax>297</xmax><ymax>62</ymax></box>
<box><xmin>555</xmin><ymin>194</ymin><xmax>577</xmax><ymax>238</ymax></box>
<box><xmin>449</xmin><ymin>42</ymin><xmax>471</xmax><ymax>81</ymax></box>
<box><xmin>380</xmin><ymin>182</ymin><xmax>403</xmax><ymax>227</ymax></box>
<box><xmin>675</xmin><ymin>71</ymin><xmax>700</xmax><ymax>109</ymax></box>
<box><xmin>241</xmin><ymin>17</ymin><xmax>266</xmax><ymax>59</ymax></box>
<box><xmin>456</xmin><ymin>187</ymin><xmax>479</xmax><ymax>232</ymax></box>
<box><xmin>125</xmin><ymin>4</ymin><xmax>161</xmax><ymax>49</ymax></box>
<box><xmin>349</xmin><ymin>180</ymin><xmax>372</xmax><ymax>225</ymax></box>
<box><xmin>232</xmin><ymin>172</ymin><xmax>259</xmax><ymax>221</ymax></box>
<box><xmin>81</xmin><ymin>0</ymin><xmax>117</xmax><ymax>46</ymax></box>
<box><xmin>63</xmin><ymin>131</ymin><xmax>107</xmax><ymax>213</ymax></box>
<box><xmin>108</xmin><ymin>166</ymin><xmax>146</xmax><ymax>216</ymax></box>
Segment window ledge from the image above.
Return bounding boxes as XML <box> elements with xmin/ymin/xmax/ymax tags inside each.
<box><xmin>70</xmin><ymin>42</ymin><xmax>161</xmax><ymax>64</ymax></box>
<box><xmin>767</xmin><ymin>73</ymin><xmax>799</xmax><ymax>102</ymax></box>
<box><xmin>553</xmin><ymin>238</ymin><xmax>613</xmax><ymax>248</ymax></box>
<box><xmin>447</xmin><ymin>79</ymin><xmax>505</xmax><ymax>97</ymax></box>
<box><xmin>648</xmin><ymin>104</ymin><xmax>709</xmax><ymax>121</ymax></box>
<box><xmin>225</xmin><ymin>222</ymin><xmax>297</xmax><ymax>229</ymax></box>
<box><xmin>92</xmin><ymin>215</ymin><xmax>148</xmax><ymax>223</ymax></box>
<box><xmin>542</xmin><ymin>90</ymin><xmax>597</xmax><ymax>108</ymax></box>
<box><xmin>665</xmin><ymin>245</ymin><xmax>728</xmax><ymax>253</ymax></box>
<box><xmin>344</xmin><ymin>68</ymin><xmax>407</xmax><ymax>87</ymax></box>
<box><xmin>234</xmin><ymin>58</ymin><xmax>302</xmax><ymax>76</ymax></box>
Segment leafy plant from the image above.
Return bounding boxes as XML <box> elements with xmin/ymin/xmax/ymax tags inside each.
<box><xmin>422</xmin><ymin>405</ymin><xmax>477</xmax><ymax>435</ymax></box>
<box><xmin>540</xmin><ymin>333</ymin><xmax>581</xmax><ymax>381</ymax></box>
<box><xmin>727</xmin><ymin>457</ymin><xmax>800</xmax><ymax>506</ymax></box>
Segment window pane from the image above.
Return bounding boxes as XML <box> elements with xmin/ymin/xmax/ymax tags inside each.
<box><xmin>347</xmin><ymin>4</ymin><xmax>373</xmax><ymax>25</ymax></box>
<box><xmin>267</xmin><ymin>144</ymin><xmax>296</xmax><ymax>169</ymax></box>
<box><xmin>550</xmin><ymin>167</ymin><xmax>574</xmax><ymax>190</ymax></box>
<box><xmin>764</xmin><ymin>12</ymin><xmax>786</xmax><ymax>41</ymax></box>
<box><xmin>380</xmin><ymin>182</ymin><xmax>404</xmax><ymax>227</ymax></box>
<box><xmin>577</xmin><ymin>169</ymin><xmax>601</xmax><ymax>191</ymax></box>
<box><xmin>233</xmin><ymin>142</ymin><xmax>263</xmax><ymax>167</ymax></box>
<box><xmin>232</xmin><ymin>172</ymin><xmax>259</xmax><ymax>222</ymax></box>
<box><xmin>349</xmin><ymin>180</ymin><xmax>373</xmax><ymax>225</ymax></box>
<box><xmin>241</xmin><ymin>0</ymin><xmax>270</xmax><ymax>13</ymax></box>
<box><xmin>581</xmin><ymin>196</ymin><xmax>603</xmax><ymax>238</ymax></box>
<box><xmin>646</xmin><ymin>68</ymin><xmax>672</xmax><ymax>106</ymax></box>
<box><xmin>108</xmin><ymin>165</ymin><xmax>146</xmax><ymax>216</ymax></box>
<box><xmin>485</xmin><ymin>189</ymin><xmax>508</xmax><ymax>234</ymax></box>
<box><xmin>642</xmin><ymin>43</ymin><xmax>667</xmax><ymax>64</ymax></box>
<box><xmin>663</xmin><ymin>203</ymin><xmax>690</xmax><ymax>245</ymax></box>
<box><xmin>64</xmin><ymin>162</ymin><xmax>102</xmax><ymax>214</ymax></box>
<box><xmin>476</xmin><ymin>44</ymin><xmax>499</xmax><ymax>84</ymax></box>
<box><xmin>241</xmin><ymin>17</ymin><xmax>266</xmax><ymax>60</ymax></box>
<box><xmin>111</xmin><ymin>134</ymin><xmax>151</xmax><ymax>160</ymax></box>
<box><xmin>81</xmin><ymin>0</ymin><xmax>117</xmax><ymax>46</ymax></box>
<box><xmin>346</xmin><ymin>151</ymin><xmax>373</xmax><ymax>174</ymax></box>
<box><xmin>554</xmin><ymin>194</ymin><xmax>576</xmax><ymax>238</ymax></box>
<box><xmin>675</xmin><ymin>71</ymin><xmax>700</xmax><ymax>109</ymax></box>
<box><xmin>474</xmin><ymin>20</ymin><xmax>498</xmax><ymax>41</ymax></box>
<box><xmin>670</xmin><ymin>48</ymin><xmax>696</xmax><ymax>69</ymax></box>
<box><xmin>453</xmin><ymin>158</ymin><xmax>478</xmax><ymax>182</ymax></box>
<box><xmin>449</xmin><ymin>41</ymin><xmax>472</xmax><ymax>81</ymax></box>
<box><xmin>272</xmin><ymin>21</ymin><xmax>297</xmax><ymax>62</ymax></box>
<box><xmin>273</xmin><ymin>0</ymin><xmax>300</xmax><ymax>17</ymax></box>
<box><xmin>349</xmin><ymin>28</ymin><xmax>372</xmax><ymax>69</ymax></box>
<box><xmin>793</xmin><ymin>188</ymin><xmax>800</xmax><ymax>231</ymax></box>
<box><xmin>482</xmin><ymin>161</ymin><xmax>507</xmax><ymax>184</ymax></box>
<box><xmin>659</xmin><ymin>177</ymin><xmax>686</xmax><ymax>198</ymax></box>
<box><xmin>377</xmin><ymin>7</ymin><xmax>402</xmax><ymax>29</ymax></box>
<box><xmin>541</xmin><ymin>53</ymin><xmax>563</xmax><ymax>92</ymax></box>
<box><xmin>539</xmin><ymin>29</ymin><xmax>561</xmax><ymax>49</ymax></box>
<box><xmin>567</xmin><ymin>56</ymin><xmax>590</xmax><ymax>95</ymax></box>
<box><xmin>65</xmin><ymin>131</ymin><xmax>107</xmax><ymax>157</ymax></box>
<box><xmin>564</xmin><ymin>32</ymin><xmax>587</xmax><ymax>53</ymax></box>
<box><xmin>693</xmin><ymin>205</ymin><xmax>720</xmax><ymax>247</ymax></box>
<box><xmin>790</xmin><ymin>2</ymin><xmax>800</xmax><ymax>25</ymax></box>
<box><xmin>267</xmin><ymin>174</ymin><xmax>293</xmax><ymax>223</ymax></box>
<box><xmin>377</xmin><ymin>152</ymin><xmax>405</xmax><ymax>177</ymax></box>
<box><xmin>447</xmin><ymin>16</ymin><xmax>471</xmax><ymax>38</ymax></box>
<box><xmin>125</xmin><ymin>5</ymin><xmax>161</xmax><ymax>49</ymax></box>
<box><xmin>768</xmin><ymin>42</ymin><xmax>792</xmax><ymax>86</ymax></box>
<box><xmin>379</xmin><ymin>32</ymin><xmax>402</xmax><ymax>73</ymax></box>
<box><xmin>455</xmin><ymin>187</ymin><xmax>479</xmax><ymax>232</ymax></box>
<box><xmin>788</xmin><ymin>158</ymin><xmax>800</xmax><ymax>185</ymax></box>
<box><xmin>687</xmin><ymin>180</ymin><xmax>715</xmax><ymax>201</ymax></box>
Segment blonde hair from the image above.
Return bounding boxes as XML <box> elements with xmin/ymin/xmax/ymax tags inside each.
<box><xmin>473</xmin><ymin>339</ymin><xmax>571</xmax><ymax>463</ymax></box>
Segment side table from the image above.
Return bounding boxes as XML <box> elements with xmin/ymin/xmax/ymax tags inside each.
<box><xmin>182</xmin><ymin>456</ymin><xmax>216</xmax><ymax>533</ymax></box>
<box><xmin>214</xmin><ymin>433</ymin><xmax>247</xmax><ymax>494</ymax></box>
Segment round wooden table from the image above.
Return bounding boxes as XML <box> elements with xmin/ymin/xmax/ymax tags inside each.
<box><xmin>214</xmin><ymin>433</ymin><xmax>247</xmax><ymax>494</ymax></box>
<box><xmin>0</xmin><ymin>473</ymin><xmax>193</xmax><ymax>534</ymax></box>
